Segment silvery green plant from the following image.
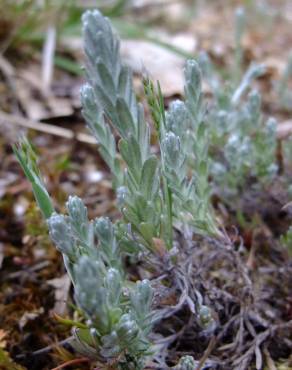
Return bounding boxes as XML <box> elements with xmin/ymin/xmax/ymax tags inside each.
<box><xmin>50</xmin><ymin>202</ymin><xmax>155</xmax><ymax>368</ymax></box>
<box><xmin>13</xmin><ymin>6</ymin><xmax>292</xmax><ymax>370</ymax></box>
<box><xmin>160</xmin><ymin>61</ymin><xmax>220</xmax><ymax>235</ymax></box>
<box><xmin>81</xmin><ymin>10</ymin><xmax>168</xmax><ymax>251</ymax></box>
<box><xmin>11</xmin><ymin>144</ymin><xmax>154</xmax><ymax>368</ymax></box>
<box><xmin>210</xmin><ymin>88</ymin><xmax>278</xmax><ymax>196</ymax></box>
<box><xmin>13</xmin><ymin>138</ymin><xmax>54</xmax><ymax>219</ymax></box>
<box><xmin>198</xmin><ymin>49</ymin><xmax>277</xmax><ymax>197</ymax></box>
<box><xmin>195</xmin><ymin>9</ymin><xmax>278</xmax><ymax>197</ymax></box>
<box><xmin>14</xmin><ymin>9</ymin><xmax>221</xmax><ymax>368</ymax></box>
<box><xmin>173</xmin><ymin>355</ymin><xmax>196</xmax><ymax>369</ymax></box>
<box><xmin>81</xmin><ymin>9</ymin><xmax>221</xmax><ymax>249</ymax></box>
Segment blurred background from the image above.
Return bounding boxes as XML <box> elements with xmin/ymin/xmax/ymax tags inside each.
<box><xmin>0</xmin><ymin>0</ymin><xmax>291</xmax><ymax>369</ymax></box>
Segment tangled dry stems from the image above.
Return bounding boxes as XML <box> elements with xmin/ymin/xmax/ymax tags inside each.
<box><xmin>146</xmin><ymin>234</ymin><xmax>292</xmax><ymax>369</ymax></box>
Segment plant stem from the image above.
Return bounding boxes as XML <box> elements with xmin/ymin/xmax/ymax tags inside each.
<box><xmin>162</xmin><ymin>177</ymin><xmax>173</xmax><ymax>250</ymax></box>
<box><xmin>51</xmin><ymin>357</ymin><xmax>90</xmax><ymax>370</ymax></box>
